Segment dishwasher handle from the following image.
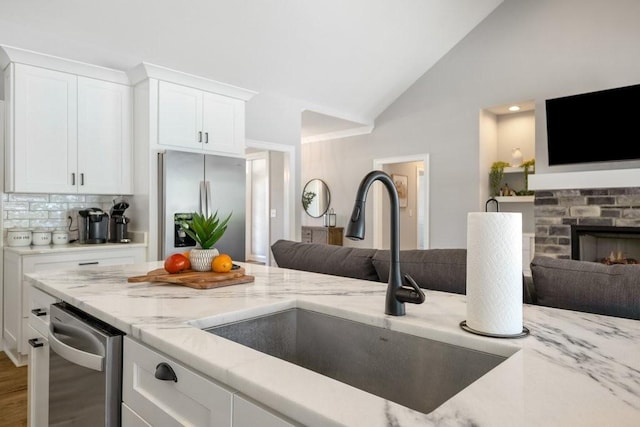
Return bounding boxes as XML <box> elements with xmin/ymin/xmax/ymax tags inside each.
<box><xmin>49</xmin><ymin>322</ymin><xmax>105</xmax><ymax>372</ymax></box>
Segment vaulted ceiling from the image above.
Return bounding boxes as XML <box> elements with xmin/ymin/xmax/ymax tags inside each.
<box><xmin>0</xmin><ymin>0</ymin><xmax>503</xmax><ymax>138</ymax></box>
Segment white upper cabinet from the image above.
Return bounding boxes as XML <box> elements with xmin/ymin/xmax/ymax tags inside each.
<box><xmin>158</xmin><ymin>80</ymin><xmax>245</xmax><ymax>156</ymax></box>
<box><xmin>77</xmin><ymin>76</ymin><xmax>132</xmax><ymax>194</ymax></box>
<box><xmin>9</xmin><ymin>64</ymin><xmax>78</xmax><ymax>193</ymax></box>
<box><xmin>2</xmin><ymin>46</ymin><xmax>133</xmax><ymax>194</ymax></box>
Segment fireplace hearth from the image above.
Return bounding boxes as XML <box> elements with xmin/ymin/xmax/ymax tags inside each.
<box><xmin>571</xmin><ymin>225</ymin><xmax>640</xmax><ymax>263</ymax></box>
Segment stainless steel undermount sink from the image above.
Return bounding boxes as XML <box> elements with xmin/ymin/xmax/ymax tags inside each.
<box><xmin>204</xmin><ymin>308</ymin><xmax>513</xmax><ymax>414</ymax></box>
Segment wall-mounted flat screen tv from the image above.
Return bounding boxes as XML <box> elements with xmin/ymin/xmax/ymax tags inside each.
<box><xmin>545</xmin><ymin>83</ymin><xmax>640</xmax><ymax>166</ymax></box>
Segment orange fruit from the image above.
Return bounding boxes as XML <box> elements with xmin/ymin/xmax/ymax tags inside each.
<box><xmin>211</xmin><ymin>254</ymin><xmax>233</xmax><ymax>273</ymax></box>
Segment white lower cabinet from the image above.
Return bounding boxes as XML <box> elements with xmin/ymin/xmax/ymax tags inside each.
<box><xmin>3</xmin><ymin>246</ymin><xmax>146</xmax><ymax>367</ymax></box>
<box><xmin>26</xmin><ymin>325</ymin><xmax>49</xmax><ymax>427</ymax></box>
<box><xmin>27</xmin><ymin>286</ymin><xmax>58</xmax><ymax>427</ymax></box>
<box><xmin>123</xmin><ymin>337</ymin><xmax>297</xmax><ymax>427</ymax></box>
<box><xmin>123</xmin><ymin>337</ymin><xmax>234</xmax><ymax>426</ymax></box>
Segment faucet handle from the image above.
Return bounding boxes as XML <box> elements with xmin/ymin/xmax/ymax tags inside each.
<box><xmin>395</xmin><ymin>274</ymin><xmax>426</xmax><ymax>305</ymax></box>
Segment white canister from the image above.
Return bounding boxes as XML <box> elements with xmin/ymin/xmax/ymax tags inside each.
<box><xmin>32</xmin><ymin>229</ymin><xmax>52</xmax><ymax>246</ymax></box>
<box><xmin>52</xmin><ymin>230</ymin><xmax>69</xmax><ymax>245</ymax></box>
<box><xmin>7</xmin><ymin>229</ymin><xmax>32</xmax><ymax>247</ymax></box>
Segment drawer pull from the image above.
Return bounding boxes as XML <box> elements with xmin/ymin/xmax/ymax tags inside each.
<box><xmin>155</xmin><ymin>362</ymin><xmax>178</xmax><ymax>382</ymax></box>
<box><xmin>28</xmin><ymin>338</ymin><xmax>44</xmax><ymax>348</ymax></box>
<box><xmin>78</xmin><ymin>261</ymin><xmax>99</xmax><ymax>266</ymax></box>
<box><xmin>31</xmin><ymin>308</ymin><xmax>47</xmax><ymax>317</ymax></box>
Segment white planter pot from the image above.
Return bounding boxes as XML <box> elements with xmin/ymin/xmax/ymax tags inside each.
<box><xmin>189</xmin><ymin>248</ymin><xmax>219</xmax><ymax>271</ymax></box>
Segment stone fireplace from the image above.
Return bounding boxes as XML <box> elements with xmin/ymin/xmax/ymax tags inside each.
<box><xmin>533</xmin><ymin>188</ymin><xmax>640</xmax><ymax>259</ymax></box>
<box><xmin>571</xmin><ymin>225</ymin><xmax>640</xmax><ymax>263</ymax></box>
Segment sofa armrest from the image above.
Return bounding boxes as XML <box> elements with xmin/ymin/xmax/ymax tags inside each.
<box><xmin>530</xmin><ymin>256</ymin><xmax>640</xmax><ymax>320</ymax></box>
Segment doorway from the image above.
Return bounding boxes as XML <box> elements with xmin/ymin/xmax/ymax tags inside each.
<box><xmin>372</xmin><ymin>154</ymin><xmax>430</xmax><ymax>250</ymax></box>
<box><xmin>245</xmin><ymin>139</ymin><xmax>295</xmax><ymax>265</ymax></box>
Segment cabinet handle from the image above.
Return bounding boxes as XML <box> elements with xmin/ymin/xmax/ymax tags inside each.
<box><xmin>71</xmin><ymin>173</ymin><xmax>76</xmax><ymax>185</ymax></box>
<box><xmin>204</xmin><ymin>132</ymin><xmax>209</xmax><ymax>144</ymax></box>
<box><xmin>31</xmin><ymin>308</ymin><xmax>47</xmax><ymax>317</ymax></box>
<box><xmin>28</xmin><ymin>338</ymin><xmax>44</xmax><ymax>348</ymax></box>
<box><xmin>80</xmin><ymin>173</ymin><xmax>85</xmax><ymax>186</ymax></box>
<box><xmin>78</xmin><ymin>261</ymin><xmax>99</xmax><ymax>266</ymax></box>
<box><xmin>155</xmin><ymin>362</ymin><xmax>178</xmax><ymax>382</ymax></box>
<box><xmin>198</xmin><ymin>131</ymin><xmax>203</xmax><ymax>142</ymax></box>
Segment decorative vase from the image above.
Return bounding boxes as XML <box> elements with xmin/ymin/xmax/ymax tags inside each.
<box><xmin>189</xmin><ymin>248</ymin><xmax>219</xmax><ymax>271</ymax></box>
<box><xmin>511</xmin><ymin>148</ymin><xmax>523</xmax><ymax>167</ymax></box>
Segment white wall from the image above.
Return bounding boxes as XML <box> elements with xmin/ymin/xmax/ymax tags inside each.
<box><xmin>245</xmin><ymin>92</ymin><xmax>302</xmax><ymax>241</ymax></box>
<box><xmin>304</xmin><ymin>0</ymin><xmax>640</xmax><ymax>248</ymax></box>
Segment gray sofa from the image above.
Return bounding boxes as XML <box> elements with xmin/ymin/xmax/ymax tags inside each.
<box><xmin>271</xmin><ymin>240</ymin><xmax>640</xmax><ymax>321</ymax></box>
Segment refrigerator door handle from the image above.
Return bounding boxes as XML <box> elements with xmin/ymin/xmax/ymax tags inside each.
<box><xmin>199</xmin><ymin>181</ymin><xmax>207</xmax><ymax>216</ymax></box>
<box><xmin>158</xmin><ymin>152</ymin><xmax>166</xmax><ymax>258</ymax></box>
<box><xmin>205</xmin><ymin>181</ymin><xmax>212</xmax><ymax>217</ymax></box>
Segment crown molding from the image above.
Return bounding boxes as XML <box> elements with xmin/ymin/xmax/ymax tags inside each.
<box><xmin>127</xmin><ymin>62</ymin><xmax>257</xmax><ymax>101</ymax></box>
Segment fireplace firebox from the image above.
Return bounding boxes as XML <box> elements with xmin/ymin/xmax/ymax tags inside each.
<box><xmin>571</xmin><ymin>225</ymin><xmax>640</xmax><ymax>264</ymax></box>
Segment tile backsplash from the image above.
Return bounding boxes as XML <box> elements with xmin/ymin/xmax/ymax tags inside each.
<box><xmin>1</xmin><ymin>192</ymin><xmax>123</xmax><ymax>236</ymax></box>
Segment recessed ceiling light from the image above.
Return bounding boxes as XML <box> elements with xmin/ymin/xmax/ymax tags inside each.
<box><xmin>508</xmin><ymin>105</ymin><xmax>521</xmax><ymax>112</ymax></box>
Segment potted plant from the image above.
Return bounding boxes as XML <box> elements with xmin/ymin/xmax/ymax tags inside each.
<box><xmin>489</xmin><ymin>161</ymin><xmax>511</xmax><ymax>197</ymax></box>
<box><xmin>521</xmin><ymin>158</ymin><xmax>535</xmax><ymax>195</ymax></box>
<box><xmin>179</xmin><ymin>211</ymin><xmax>232</xmax><ymax>271</ymax></box>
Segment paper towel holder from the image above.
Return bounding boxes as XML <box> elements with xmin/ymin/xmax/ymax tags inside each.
<box><xmin>459</xmin><ymin>320</ymin><xmax>530</xmax><ymax>339</ymax></box>
<box><xmin>485</xmin><ymin>198</ymin><xmax>499</xmax><ymax>212</ymax></box>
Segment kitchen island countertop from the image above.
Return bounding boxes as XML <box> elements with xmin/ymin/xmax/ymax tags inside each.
<box><xmin>26</xmin><ymin>261</ymin><xmax>640</xmax><ymax>426</ymax></box>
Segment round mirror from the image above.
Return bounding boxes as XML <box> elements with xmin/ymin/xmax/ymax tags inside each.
<box><xmin>302</xmin><ymin>179</ymin><xmax>331</xmax><ymax>218</ymax></box>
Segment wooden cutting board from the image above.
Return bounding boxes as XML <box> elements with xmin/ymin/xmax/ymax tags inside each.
<box><xmin>127</xmin><ymin>267</ymin><xmax>254</xmax><ymax>289</ymax></box>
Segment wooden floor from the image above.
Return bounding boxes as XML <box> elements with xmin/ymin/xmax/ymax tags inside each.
<box><xmin>0</xmin><ymin>351</ymin><xmax>27</xmax><ymax>427</ymax></box>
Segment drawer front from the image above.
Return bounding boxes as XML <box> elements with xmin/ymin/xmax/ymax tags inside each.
<box><xmin>301</xmin><ymin>228</ymin><xmax>313</xmax><ymax>243</ymax></box>
<box><xmin>233</xmin><ymin>394</ymin><xmax>296</xmax><ymax>427</ymax></box>
<box><xmin>28</xmin><ymin>287</ymin><xmax>59</xmax><ymax>337</ymax></box>
<box><xmin>122</xmin><ymin>403</ymin><xmax>152</xmax><ymax>427</ymax></box>
<box><xmin>123</xmin><ymin>337</ymin><xmax>233</xmax><ymax>427</ymax></box>
<box><xmin>23</xmin><ymin>247</ymin><xmax>146</xmax><ymax>273</ymax></box>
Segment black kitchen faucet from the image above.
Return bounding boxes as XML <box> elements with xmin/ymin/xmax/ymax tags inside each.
<box><xmin>345</xmin><ymin>170</ymin><xmax>425</xmax><ymax>316</ymax></box>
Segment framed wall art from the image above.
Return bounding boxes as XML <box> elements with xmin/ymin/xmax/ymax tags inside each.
<box><xmin>392</xmin><ymin>174</ymin><xmax>408</xmax><ymax>208</ymax></box>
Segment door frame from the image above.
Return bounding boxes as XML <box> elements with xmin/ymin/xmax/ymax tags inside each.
<box><xmin>245</xmin><ymin>139</ymin><xmax>296</xmax><ymax>263</ymax></box>
<box><xmin>372</xmin><ymin>154</ymin><xmax>430</xmax><ymax>249</ymax></box>
<box><xmin>246</xmin><ymin>151</ymin><xmax>270</xmax><ymax>264</ymax></box>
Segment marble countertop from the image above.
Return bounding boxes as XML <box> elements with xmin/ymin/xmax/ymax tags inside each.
<box><xmin>26</xmin><ymin>261</ymin><xmax>640</xmax><ymax>426</ymax></box>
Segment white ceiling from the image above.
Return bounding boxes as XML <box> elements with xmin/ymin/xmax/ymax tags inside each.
<box><xmin>0</xmin><ymin>0</ymin><xmax>503</xmax><ymax>139</ymax></box>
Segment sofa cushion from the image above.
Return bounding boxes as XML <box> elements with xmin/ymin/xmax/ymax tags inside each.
<box><xmin>270</xmin><ymin>240</ymin><xmax>380</xmax><ymax>281</ymax></box>
<box><xmin>372</xmin><ymin>249</ymin><xmax>467</xmax><ymax>294</ymax></box>
<box><xmin>530</xmin><ymin>256</ymin><xmax>640</xmax><ymax>320</ymax></box>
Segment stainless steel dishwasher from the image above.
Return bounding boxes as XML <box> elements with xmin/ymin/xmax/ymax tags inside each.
<box><xmin>48</xmin><ymin>302</ymin><xmax>124</xmax><ymax>426</ymax></box>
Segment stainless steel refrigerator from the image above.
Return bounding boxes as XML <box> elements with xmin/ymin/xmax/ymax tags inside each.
<box><xmin>158</xmin><ymin>150</ymin><xmax>246</xmax><ymax>261</ymax></box>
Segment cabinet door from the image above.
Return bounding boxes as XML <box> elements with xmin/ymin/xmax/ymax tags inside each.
<box><xmin>77</xmin><ymin>77</ymin><xmax>133</xmax><ymax>194</ymax></box>
<box><xmin>26</xmin><ymin>325</ymin><xmax>49</xmax><ymax>427</ymax></box>
<box><xmin>11</xmin><ymin>64</ymin><xmax>77</xmax><ymax>193</ymax></box>
<box><xmin>158</xmin><ymin>81</ymin><xmax>203</xmax><ymax>151</ymax></box>
<box><xmin>201</xmin><ymin>92</ymin><xmax>244</xmax><ymax>156</ymax></box>
<box><xmin>3</xmin><ymin>251</ymin><xmax>24</xmax><ymax>365</ymax></box>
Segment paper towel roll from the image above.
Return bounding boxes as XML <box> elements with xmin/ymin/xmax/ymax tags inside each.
<box><xmin>466</xmin><ymin>212</ymin><xmax>523</xmax><ymax>335</ymax></box>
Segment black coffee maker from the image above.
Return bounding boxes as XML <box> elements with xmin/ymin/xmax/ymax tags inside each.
<box><xmin>109</xmin><ymin>200</ymin><xmax>131</xmax><ymax>243</ymax></box>
<box><xmin>78</xmin><ymin>208</ymin><xmax>109</xmax><ymax>243</ymax></box>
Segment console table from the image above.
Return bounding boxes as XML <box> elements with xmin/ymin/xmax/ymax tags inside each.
<box><xmin>301</xmin><ymin>226</ymin><xmax>344</xmax><ymax>246</ymax></box>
